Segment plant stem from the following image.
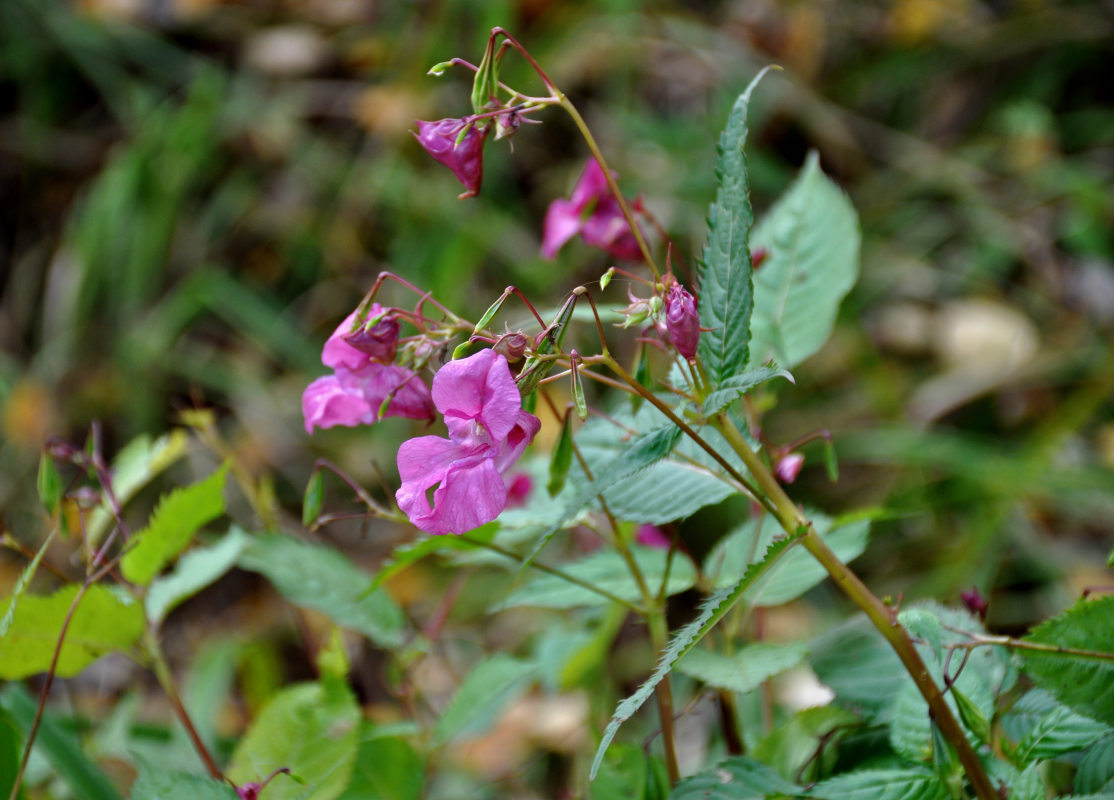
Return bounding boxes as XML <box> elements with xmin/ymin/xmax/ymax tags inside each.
<box><xmin>711</xmin><ymin>413</ymin><xmax>998</xmax><ymax>800</ymax></box>
<box><xmin>146</xmin><ymin>633</ymin><xmax>223</xmax><ymax>780</ymax></box>
<box><xmin>647</xmin><ymin>611</ymin><xmax>681</xmax><ymax>785</ymax></box>
<box><xmin>558</xmin><ymin>97</ymin><xmax>660</xmax><ymax>281</ymax></box>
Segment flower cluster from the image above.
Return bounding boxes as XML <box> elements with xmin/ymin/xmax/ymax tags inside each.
<box><xmin>542</xmin><ymin>159</ymin><xmax>641</xmax><ymax>261</ymax></box>
<box><xmin>395</xmin><ymin>349</ymin><xmax>540</xmax><ymax>534</ymax></box>
<box><xmin>302</xmin><ymin>305</ymin><xmax>434</xmax><ymax>434</ymax></box>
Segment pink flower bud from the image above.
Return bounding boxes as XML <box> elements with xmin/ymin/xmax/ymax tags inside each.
<box><xmin>413</xmin><ymin>118</ymin><xmax>487</xmax><ymax>199</ymax></box>
<box><xmin>493</xmin><ymin>330</ymin><xmax>531</xmax><ymax>362</ymax></box>
<box><xmin>774</xmin><ymin>452</ymin><xmax>805</xmax><ymax>484</ymax></box>
<box><xmin>635</xmin><ymin>525</ymin><xmax>671</xmax><ymax>550</ymax></box>
<box><xmin>341</xmin><ymin>312</ymin><xmax>399</xmax><ymax>363</ymax></box>
<box><xmin>751</xmin><ymin>247</ymin><xmax>770</xmax><ymax>270</ymax></box>
<box><xmin>664</xmin><ymin>284</ymin><xmax>700</xmax><ymax>361</ymax></box>
<box><xmin>960</xmin><ymin>588</ymin><xmax>989</xmax><ymax>621</ymax></box>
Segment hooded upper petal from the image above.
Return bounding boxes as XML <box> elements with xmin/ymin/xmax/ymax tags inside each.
<box><xmin>432</xmin><ymin>349</ymin><xmax>522</xmax><ymax>443</ymax></box>
<box><xmin>414</xmin><ymin>118</ymin><xmax>487</xmax><ymax>199</ymax></box>
<box><xmin>302</xmin><ymin>374</ymin><xmax>373</xmax><ymax>433</ymax></box>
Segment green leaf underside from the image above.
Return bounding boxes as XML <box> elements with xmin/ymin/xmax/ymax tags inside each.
<box><xmin>675</xmin><ymin>641</ymin><xmax>808</xmax><ymax>695</ymax></box>
<box><xmin>0</xmin><ymin>683</ymin><xmax>123</xmax><ymax>800</ymax></box>
<box><xmin>434</xmin><ymin>654</ymin><xmax>536</xmax><ymax>744</ymax></box>
<box><xmin>146</xmin><ymin>526</ymin><xmax>250</xmax><ymax>624</ymax></box>
<box><xmin>86</xmin><ymin>430</ymin><xmax>190</xmax><ymax>547</ymax></box>
<box><xmin>238</xmin><ymin>533</ymin><xmax>404</xmax><ymax>648</ymax></box>
<box><xmin>521</xmin><ymin>424</ymin><xmax>682</xmax><ymax>572</ymax></box>
<box><xmin>698</xmin><ymin>68</ymin><xmax>773</xmax><ymax>386</ymax></box>
<box><xmin>810</xmin><ymin>768</ymin><xmax>948</xmax><ymax>800</ymax></box>
<box><xmin>748</xmin><ymin>150</ymin><xmax>861</xmax><ymax>369</ymax></box>
<box><xmin>1075</xmin><ymin>738</ymin><xmax>1114</xmax><ymax>794</ymax></box>
<box><xmin>496</xmin><ymin>545</ymin><xmax>696</xmax><ymax>610</ymax></box>
<box><xmin>809</xmin><ymin>615</ymin><xmax>905</xmax><ymax>722</ymax></box>
<box><xmin>0</xmin><ymin>584</ymin><xmax>144</xmax><ymax>679</ymax></box>
<box><xmin>701</xmin><ymin>365</ymin><xmax>794</xmax><ymax>417</ymax></box>
<box><xmin>704</xmin><ymin>511</ymin><xmax>870</xmax><ymax>606</ymax></box>
<box><xmin>1020</xmin><ymin>595</ymin><xmax>1114</xmax><ymax>726</ymax></box>
<box><xmin>370</xmin><ymin>524</ymin><xmax>498</xmax><ymax>592</ymax></box>
<box><xmin>121</xmin><ymin>461</ymin><xmax>230</xmax><ymax>585</ymax></box>
<box><xmin>590</xmin><ymin>531</ymin><xmax>804</xmax><ymax>779</ymax></box>
<box><xmin>668</xmin><ymin>755</ymin><xmax>799</xmax><ymax>800</ymax></box>
<box><xmin>227</xmin><ymin>678</ymin><xmax>359</xmax><ymax>800</ymax></box>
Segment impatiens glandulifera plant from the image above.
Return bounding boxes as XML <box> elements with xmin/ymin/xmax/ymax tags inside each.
<box><xmin>4</xmin><ymin>25</ymin><xmax>1114</xmax><ymax>800</ymax></box>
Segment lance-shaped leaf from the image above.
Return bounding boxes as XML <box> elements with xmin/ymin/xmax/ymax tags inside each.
<box><xmin>748</xmin><ymin>150</ymin><xmax>861</xmax><ymax>369</ymax></box>
<box><xmin>145</xmin><ymin>527</ymin><xmax>251</xmax><ymax>625</ymax></box>
<box><xmin>121</xmin><ymin>462</ymin><xmax>230</xmax><ymax>586</ymax></box>
<box><xmin>0</xmin><ymin>584</ymin><xmax>144</xmax><ymax>679</ymax></box>
<box><xmin>590</xmin><ymin>530</ymin><xmax>804</xmax><ymax>779</ymax></box>
<box><xmin>697</xmin><ymin>68</ymin><xmax>773</xmax><ymax>386</ymax></box>
<box><xmin>701</xmin><ymin>364</ymin><xmax>794</xmax><ymax>417</ymax></box>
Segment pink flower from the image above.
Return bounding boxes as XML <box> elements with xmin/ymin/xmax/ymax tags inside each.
<box><xmin>395</xmin><ymin>349</ymin><xmax>541</xmax><ymax>535</ymax></box>
<box><xmin>542</xmin><ymin>160</ymin><xmax>641</xmax><ymax>260</ymax></box>
<box><xmin>414</xmin><ymin>118</ymin><xmax>487</xmax><ymax>199</ymax></box>
<box><xmin>635</xmin><ymin>525</ymin><xmax>671</xmax><ymax>550</ymax></box>
<box><xmin>303</xmin><ymin>305</ymin><xmax>434</xmax><ymax>434</ymax></box>
<box><xmin>664</xmin><ymin>283</ymin><xmax>700</xmax><ymax>361</ymax></box>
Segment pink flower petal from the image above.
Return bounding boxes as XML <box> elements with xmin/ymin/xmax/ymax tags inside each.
<box><xmin>433</xmin><ymin>349</ymin><xmax>522</xmax><ymax>443</ymax></box>
<box><xmin>541</xmin><ymin>198</ymin><xmax>584</xmax><ymax>259</ymax></box>
<box><xmin>302</xmin><ymin>374</ymin><xmax>373</xmax><ymax>433</ymax></box>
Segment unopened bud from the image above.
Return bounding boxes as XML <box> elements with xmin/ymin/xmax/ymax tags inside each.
<box><xmin>494</xmin><ymin>331</ymin><xmax>530</xmax><ymax>362</ymax></box>
<box><xmin>751</xmin><ymin>247</ymin><xmax>770</xmax><ymax>270</ymax></box>
<box><xmin>960</xmin><ymin>588</ymin><xmax>989</xmax><ymax>621</ymax></box>
<box><xmin>494</xmin><ymin>107</ymin><xmax>522</xmax><ymax>141</ymax></box>
<box><xmin>413</xmin><ymin>118</ymin><xmax>488</xmax><ymax>199</ymax></box>
<box><xmin>774</xmin><ymin>452</ymin><xmax>805</xmax><ymax>484</ymax></box>
<box><xmin>341</xmin><ymin>313</ymin><xmax>399</xmax><ymax>363</ymax></box>
<box><xmin>664</xmin><ymin>284</ymin><xmax>699</xmax><ymax>361</ymax></box>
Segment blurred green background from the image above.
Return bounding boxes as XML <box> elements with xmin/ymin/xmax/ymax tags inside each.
<box><xmin>2</xmin><ymin>0</ymin><xmax>1112</xmax><ymax>630</ymax></box>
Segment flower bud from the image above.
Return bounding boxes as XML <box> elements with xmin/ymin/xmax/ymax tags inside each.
<box><xmin>493</xmin><ymin>330</ymin><xmax>531</xmax><ymax>362</ymax></box>
<box><xmin>494</xmin><ymin>107</ymin><xmax>521</xmax><ymax>141</ymax></box>
<box><xmin>341</xmin><ymin>312</ymin><xmax>399</xmax><ymax>363</ymax></box>
<box><xmin>774</xmin><ymin>452</ymin><xmax>805</xmax><ymax>484</ymax></box>
<box><xmin>413</xmin><ymin>118</ymin><xmax>487</xmax><ymax>199</ymax></box>
<box><xmin>960</xmin><ymin>588</ymin><xmax>989</xmax><ymax>621</ymax></box>
<box><xmin>664</xmin><ymin>283</ymin><xmax>699</xmax><ymax>360</ymax></box>
<box><xmin>751</xmin><ymin>247</ymin><xmax>770</xmax><ymax>270</ymax></box>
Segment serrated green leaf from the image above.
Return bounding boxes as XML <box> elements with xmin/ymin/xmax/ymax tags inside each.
<box><xmin>810</xmin><ymin>767</ymin><xmax>948</xmax><ymax>800</ymax></box>
<box><xmin>146</xmin><ymin>527</ymin><xmax>250</xmax><ymax>624</ymax></box>
<box><xmin>675</xmin><ymin>641</ymin><xmax>807</xmax><ymax>694</ymax></box>
<box><xmin>1076</xmin><ymin>739</ymin><xmax>1114</xmax><ymax>794</ymax></box>
<box><xmin>748</xmin><ymin>150</ymin><xmax>860</xmax><ymax>369</ymax></box>
<box><xmin>302</xmin><ymin>469</ymin><xmax>325</xmax><ymax>528</ymax></box>
<box><xmin>704</xmin><ymin>511</ymin><xmax>870</xmax><ymax>606</ymax></box>
<box><xmin>238</xmin><ymin>533</ymin><xmax>404</xmax><ymax>648</ymax></box>
<box><xmin>899</xmin><ymin>608</ymin><xmax>944</xmax><ymax>662</ymax></box>
<box><xmin>227</xmin><ymin>677</ymin><xmax>359</xmax><ymax>800</ymax></box>
<box><xmin>86</xmin><ymin>430</ymin><xmax>190</xmax><ymax>547</ymax></box>
<box><xmin>338</xmin><ymin>725</ymin><xmax>425</xmax><ymax>800</ymax></box>
<box><xmin>0</xmin><ymin>529</ymin><xmax>56</xmax><ymax>640</ymax></box>
<box><xmin>668</xmin><ymin>755</ymin><xmax>799</xmax><ymax>800</ymax></box>
<box><xmin>590</xmin><ymin>531</ymin><xmax>804</xmax><ymax>779</ymax></box>
<box><xmin>1016</xmin><ymin>700</ymin><xmax>1110</xmax><ymax>761</ymax></box>
<box><xmin>130</xmin><ymin>755</ymin><xmax>238</xmax><ymax>800</ymax></box>
<box><xmin>37</xmin><ymin>454</ymin><xmax>63</xmax><ymax>515</ymax></box>
<box><xmin>121</xmin><ymin>462</ymin><xmax>230</xmax><ymax>585</ymax></box>
<box><xmin>434</xmin><ymin>654</ymin><xmax>535</xmax><ymax>744</ymax></box>
<box><xmin>522</xmin><ymin>424</ymin><xmax>682</xmax><ymax>570</ymax></box>
<box><xmin>1021</xmin><ymin>595</ymin><xmax>1114</xmax><ymax>726</ymax></box>
<box><xmin>701</xmin><ymin>366</ymin><xmax>794</xmax><ymax>417</ymax></box>
<box><xmin>0</xmin><ymin>584</ymin><xmax>144</xmax><ymax>679</ymax></box>
<box><xmin>810</xmin><ymin>615</ymin><xmax>904</xmax><ymax>722</ymax></box>
<box><xmin>497</xmin><ymin>546</ymin><xmax>696</xmax><ymax>610</ymax></box>
<box><xmin>1008</xmin><ymin>762</ymin><xmax>1045</xmax><ymax>800</ymax></box>
<box><xmin>697</xmin><ymin>69</ymin><xmax>773</xmax><ymax>385</ymax></box>
<box><xmin>548</xmin><ymin>413</ymin><xmax>575</xmax><ymax>497</ymax></box>
<box><xmin>592</xmin><ymin>743</ymin><xmax>653</xmax><ymax>800</ymax></box>
<box><xmin>0</xmin><ymin>683</ymin><xmax>122</xmax><ymax>800</ymax></box>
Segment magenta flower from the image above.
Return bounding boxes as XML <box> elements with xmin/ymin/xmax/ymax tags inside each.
<box><xmin>774</xmin><ymin>452</ymin><xmax>805</xmax><ymax>484</ymax></box>
<box><xmin>395</xmin><ymin>349</ymin><xmax>541</xmax><ymax>535</ymax></box>
<box><xmin>664</xmin><ymin>283</ymin><xmax>700</xmax><ymax>361</ymax></box>
<box><xmin>635</xmin><ymin>524</ymin><xmax>671</xmax><ymax>550</ymax></box>
<box><xmin>414</xmin><ymin>118</ymin><xmax>488</xmax><ymax>199</ymax></box>
<box><xmin>542</xmin><ymin>159</ymin><xmax>641</xmax><ymax>260</ymax></box>
<box><xmin>303</xmin><ymin>305</ymin><xmax>434</xmax><ymax>434</ymax></box>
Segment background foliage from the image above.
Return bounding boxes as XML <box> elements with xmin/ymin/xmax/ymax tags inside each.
<box><xmin>1</xmin><ymin>0</ymin><xmax>1112</xmax><ymax>797</ymax></box>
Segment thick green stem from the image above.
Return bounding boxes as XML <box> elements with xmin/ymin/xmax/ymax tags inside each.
<box><xmin>558</xmin><ymin>97</ymin><xmax>660</xmax><ymax>281</ymax></box>
<box><xmin>713</xmin><ymin>414</ymin><xmax>998</xmax><ymax>800</ymax></box>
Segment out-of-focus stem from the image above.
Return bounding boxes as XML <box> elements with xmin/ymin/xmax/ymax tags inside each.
<box><xmin>146</xmin><ymin>633</ymin><xmax>223</xmax><ymax>780</ymax></box>
<box><xmin>712</xmin><ymin>414</ymin><xmax>997</xmax><ymax>800</ymax></box>
<box><xmin>647</xmin><ymin>611</ymin><xmax>680</xmax><ymax>785</ymax></box>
